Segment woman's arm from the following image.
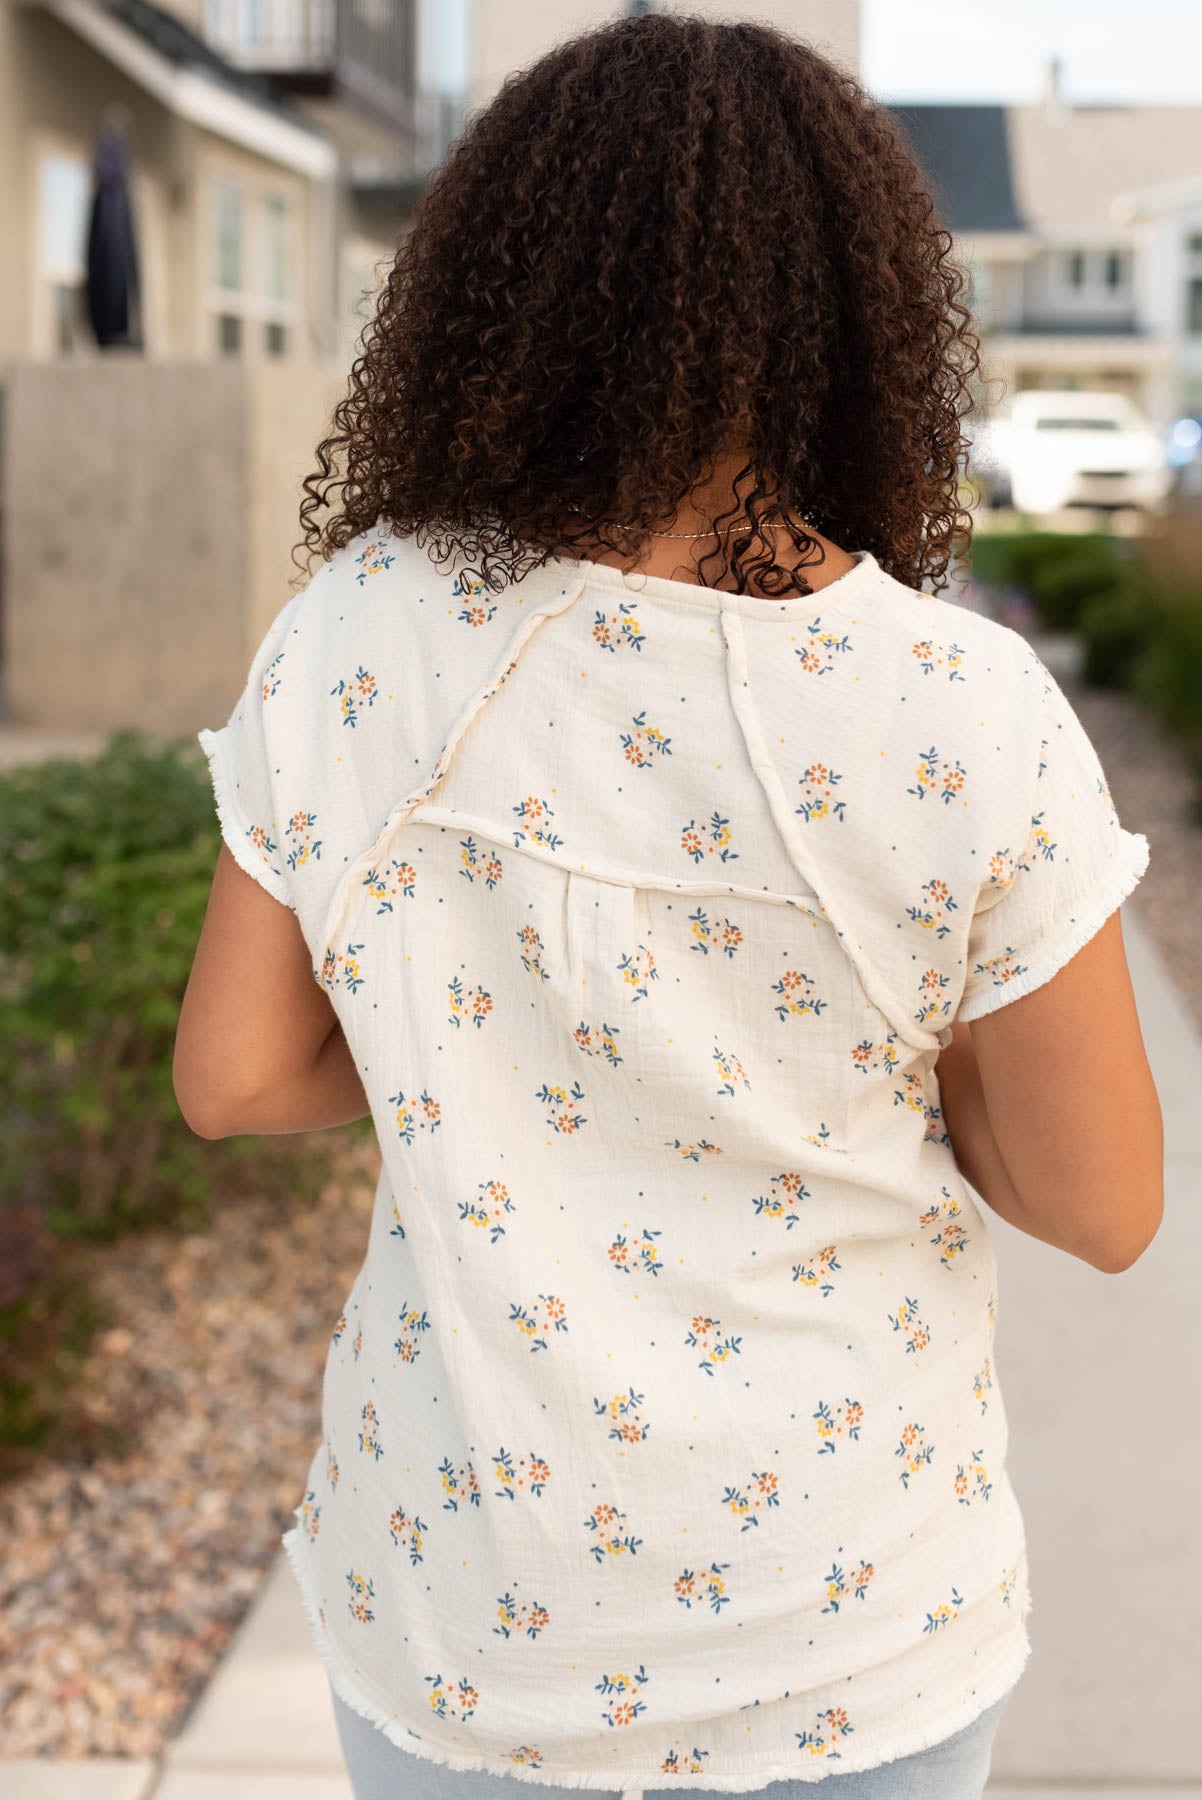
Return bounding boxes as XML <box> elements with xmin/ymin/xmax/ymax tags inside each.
<box><xmin>936</xmin><ymin>1021</ymin><xmax>1083</xmax><ymax>1258</ymax></box>
<box><xmin>174</xmin><ymin>844</ymin><xmax>371</xmax><ymax>1139</ymax></box>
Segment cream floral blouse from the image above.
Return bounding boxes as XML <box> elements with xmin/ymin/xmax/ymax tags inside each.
<box><xmin>197</xmin><ymin>525</ymin><xmax>1148</xmax><ymax>1791</ymax></box>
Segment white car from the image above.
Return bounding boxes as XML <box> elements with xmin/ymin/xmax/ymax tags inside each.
<box><xmin>976</xmin><ymin>390</ymin><xmax>1172</xmax><ymax>515</ymax></box>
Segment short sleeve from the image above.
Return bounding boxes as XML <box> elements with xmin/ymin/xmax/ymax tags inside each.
<box><xmin>957</xmin><ymin>661</ymin><xmax>1149</xmax><ymax>1021</ymax></box>
<box><xmin>196</xmin><ymin>594</ymin><xmax>304</xmax><ymax>912</ymax></box>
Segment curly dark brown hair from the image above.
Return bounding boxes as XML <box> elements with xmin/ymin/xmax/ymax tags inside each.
<box><xmin>297</xmin><ymin>11</ymin><xmax>983</xmax><ymax>598</ymax></box>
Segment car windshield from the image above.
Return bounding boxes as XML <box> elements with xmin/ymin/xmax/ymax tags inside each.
<box><xmin>1033</xmin><ymin>416</ymin><xmax>1122</xmax><ymax>431</ymax></box>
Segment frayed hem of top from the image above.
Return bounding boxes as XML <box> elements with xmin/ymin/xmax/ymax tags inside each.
<box><xmin>281</xmin><ymin>1525</ymin><xmax>1034</xmax><ymax>1792</ymax></box>
<box><xmin>196</xmin><ymin>726</ymin><xmax>295</xmax><ymax>913</ymax></box>
<box><xmin>956</xmin><ymin>828</ymin><xmax>1149</xmax><ymax>1024</ymax></box>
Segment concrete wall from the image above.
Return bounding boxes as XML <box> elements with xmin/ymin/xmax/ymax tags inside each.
<box><xmin>2</xmin><ymin>360</ymin><xmax>342</xmax><ymax>734</ymax></box>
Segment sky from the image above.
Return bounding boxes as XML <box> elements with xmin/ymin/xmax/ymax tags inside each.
<box><xmin>863</xmin><ymin>0</ymin><xmax>1202</xmax><ymax>104</ymax></box>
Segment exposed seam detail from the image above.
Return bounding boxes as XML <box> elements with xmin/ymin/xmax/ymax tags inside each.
<box><xmin>316</xmin><ymin>571</ymin><xmax>590</xmax><ymax>964</ymax></box>
<box><xmin>719</xmin><ymin>606</ymin><xmax>942</xmax><ymax>1054</ymax></box>
<box><xmin>394</xmin><ymin>799</ymin><xmax>828</xmax><ymax>914</ymax></box>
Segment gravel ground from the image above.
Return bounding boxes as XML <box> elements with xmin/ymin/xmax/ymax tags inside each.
<box><xmin>0</xmin><ymin>1142</ymin><xmax>377</xmax><ymax>1757</ymax></box>
<box><xmin>2</xmin><ymin>622</ymin><xmax>1198</xmax><ymax>1761</ymax></box>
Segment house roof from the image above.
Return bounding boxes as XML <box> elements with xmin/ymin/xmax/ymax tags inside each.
<box><xmin>888</xmin><ymin>96</ymin><xmax>1202</xmax><ymax>239</ymax></box>
<box><xmin>887</xmin><ymin>104</ymin><xmax>1025</xmax><ymax>234</ymax></box>
<box><xmin>1006</xmin><ymin>103</ymin><xmax>1202</xmax><ymax>229</ymax></box>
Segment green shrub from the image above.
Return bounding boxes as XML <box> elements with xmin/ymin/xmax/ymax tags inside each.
<box><xmin>1077</xmin><ymin>584</ymin><xmax>1149</xmax><ymax>690</ymax></box>
<box><xmin>0</xmin><ymin>729</ymin><xmax>361</xmax><ymax>1465</ymax></box>
<box><xmin>968</xmin><ymin>529</ymin><xmax>1126</xmax><ymax>632</ymax></box>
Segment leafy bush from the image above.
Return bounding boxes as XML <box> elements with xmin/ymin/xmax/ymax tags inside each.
<box><xmin>0</xmin><ymin>730</ymin><xmax>362</xmax><ymax>1465</ymax></box>
<box><xmin>968</xmin><ymin>529</ymin><xmax>1126</xmax><ymax>631</ymax></box>
<box><xmin>1077</xmin><ymin>585</ymin><xmax>1149</xmax><ymax>690</ymax></box>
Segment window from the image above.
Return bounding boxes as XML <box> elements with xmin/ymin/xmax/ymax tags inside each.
<box><xmin>1104</xmin><ymin>250</ymin><xmax>1127</xmax><ymax>290</ymax></box>
<box><xmin>1188</xmin><ymin>278</ymin><xmax>1202</xmax><ymax>336</ymax></box>
<box><xmin>215</xmin><ymin>178</ymin><xmax>243</xmax><ymax>290</ymax></box>
<box><xmin>205</xmin><ymin>172</ymin><xmax>298</xmax><ymax>360</ymax></box>
<box><xmin>37</xmin><ymin>150</ymin><xmax>91</xmax><ymax>354</ymax></box>
<box><xmin>1064</xmin><ymin>250</ymin><xmax>1085</xmax><ymax>288</ymax></box>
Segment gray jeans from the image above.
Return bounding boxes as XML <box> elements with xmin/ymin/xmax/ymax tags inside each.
<box><xmin>330</xmin><ymin>1681</ymin><xmax>1009</xmax><ymax>1800</ymax></box>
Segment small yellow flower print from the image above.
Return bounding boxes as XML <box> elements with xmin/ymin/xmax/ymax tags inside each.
<box><xmin>346</xmin><ymin>1569</ymin><xmax>376</xmax><ymax>1622</ymax></box>
<box><xmin>494</xmin><ymin>1587</ymin><xmax>551</xmax><ymax>1640</ymax></box>
<box><xmin>438</xmin><ymin>1456</ymin><xmax>481</xmax><ymax>1513</ymax></box>
<box><xmin>326</xmin><ymin>1441</ymin><xmax>339</xmax><ymax>1488</ymax></box>
<box><xmin>773</xmin><ymin>967</ymin><xmax>827</xmax><ymax>1020</ymax></box>
<box><xmin>330</xmin><ymin>666</ymin><xmax>378</xmax><ymax>726</ymax></box>
<box><xmin>918</xmin><ymin>1188</ymin><xmax>970</xmax><ymax>1266</ymax></box>
<box><xmin>459</xmin><ymin>1178</ymin><xmax>514</xmax><ymax>1242</ymax></box>
<box><xmin>358</xmin><ymin>1399</ymin><xmax>384</xmax><ymax>1461</ymax></box>
<box><xmin>620</xmin><ymin>710</ymin><xmax>673</xmax><ymax>768</ymax></box>
<box><xmin>388</xmin><ymin>1504</ymin><xmax>428</xmax><ymax>1565</ymax></box>
<box><xmin>814</xmin><ymin>1398</ymin><xmax>864</xmax><ymax>1453</ymax></box>
<box><xmin>907</xmin><ymin>877</ymin><xmax>958</xmax><ymax>936</ymax></box>
<box><xmin>795</xmin><ymin>618</ymin><xmax>853</xmax><ymax>675</ymax></box>
<box><xmin>509</xmin><ymin>1746</ymin><xmax>544</xmax><ymax>1767</ymax></box>
<box><xmin>518</xmin><ymin>922</ymin><xmax>550</xmax><ymax>980</ymax></box>
<box><xmin>973</xmin><ymin>1357</ymin><xmax>993</xmax><ymax>1415</ymax></box>
<box><xmin>512</xmin><ymin>794</ymin><xmax>564</xmax><ymax>852</ymax></box>
<box><xmin>796</xmin><ymin>1706</ymin><xmax>854</xmax><ymax>1758</ymax></box>
<box><xmin>687</xmin><ymin>906</ymin><xmax>743</xmax><ymax>956</ymax></box>
<box><xmin>665</xmin><ymin>1137</ymin><xmax>723</xmax><ymax>1161</ymax></box>
<box><xmin>721</xmin><ymin>1470</ymin><xmax>780</xmax><ymax>1530</ymax></box>
<box><xmin>895</xmin><ymin>1420</ymin><xmax>935</xmax><ymax>1487</ymax></box>
<box><xmin>492</xmin><ymin>1447</ymin><xmax>552</xmax><ymax>1498</ymax></box>
<box><xmin>363</xmin><ymin>857</ymin><xmax>417</xmax><ymax>912</ymax></box>
<box><xmin>592</xmin><ymin>601</ymin><xmax>646</xmax><ymax>653</ymax></box>
<box><xmin>354</xmin><ymin>540</ymin><xmax>395</xmax><ymax>583</ymax></box>
<box><xmin>911</xmin><ymin>638</ymin><xmax>967</xmax><ymax>681</ymax></box>
<box><xmin>321</xmin><ymin>942</ymin><xmax>366</xmax><ymax>994</ymax></box>
<box><xmin>1029</xmin><ymin>809</ymin><xmax>1057</xmax><ymax>861</ymax></box>
<box><xmin>388</xmin><ymin>1085</ymin><xmax>442</xmax><ymax>1144</ymax></box>
<box><xmin>888</xmin><ymin>1295</ymin><xmax>931</xmax><ymax>1355</ymax></box>
<box><xmin>452</xmin><ymin>572</ymin><xmax>498</xmax><ymax>627</ymax></box>
<box><xmin>536</xmin><ymin>1078</ymin><xmax>587</xmax><ymax>1133</ymax></box>
<box><xmin>608</xmin><ymin>1225</ymin><xmax>663</xmax><ymax>1277</ymax></box>
<box><xmin>922</xmin><ymin>1588</ymin><xmax>964</xmax><ymax>1634</ymax></box>
<box><xmin>971</xmin><ymin>946</ymin><xmax>1029</xmax><ymax>990</ymax></box>
<box><xmin>954</xmin><ymin>1450</ymin><xmax>992</xmax><ymax>1506</ymax></box>
<box><xmin>299</xmin><ymin>1489</ymin><xmax>321</xmax><ymax>1540</ymax></box>
<box><xmin>585</xmin><ymin>1500</ymin><xmax>643</xmax><ymax>1562</ymax></box>
<box><xmin>914</xmin><ymin>963</ymin><xmax>952</xmax><ymax>1026</ymax></box>
<box><xmin>686</xmin><ymin>1315</ymin><xmax>743</xmax><ymax>1376</ymax></box>
<box><xmin>284</xmin><ymin>809</ymin><xmax>322</xmax><ymax>870</ymax></box>
<box><xmin>792</xmin><ymin>1244</ymin><xmax>841</xmax><ymax>1296</ymax></box>
<box><xmin>820</xmin><ymin>1556</ymin><xmax>875</xmax><ymax>1613</ymax></box>
<box><xmin>1000</xmin><ymin>1562</ymin><xmax>1020</xmax><ymax>1607</ymax></box>
<box><xmin>594</xmin><ymin>1386</ymin><xmax>650</xmax><ymax>1444</ymax></box>
<box><xmin>394</xmin><ymin>1299</ymin><xmax>431</xmax><ymax>1364</ymax></box>
<box><xmin>712</xmin><ymin>1040</ymin><xmax>751</xmax><ymax>1096</ymax></box>
<box><xmin>751</xmin><ymin>1171</ymin><xmax>811</xmax><ymax>1227</ymax></box>
<box><xmin>508</xmin><ymin>1294</ymin><xmax>568</xmax><ymax>1352</ymax></box>
<box><xmin>795</xmin><ymin>762</ymin><xmax>846</xmax><ymax>823</ymax></box>
<box><xmin>908</xmin><ymin>745</ymin><xmax>967</xmax><ymax>805</ymax></box>
<box><xmin>617</xmin><ymin>943</ymin><xmax>659</xmax><ymax>999</ymax></box>
<box><xmin>680</xmin><ymin>811</ymin><xmax>738</xmax><ymax>863</ymax></box>
<box><xmin>460</xmin><ymin>834</ymin><xmax>503</xmax><ymax>887</ymax></box>
<box><xmin>448</xmin><ymin>973</ymin><xmax>494</xmax><ymax>1029</ymax></box>
<box><xmin>425</xmin><ymin>1673</ymin><xmax>479</xmax><ymax>1720</ymax></box>
<box><xmin>596</xmin><ymin>1664</ymin><xmax>650</xmax><ymax>1727</ymax></box>
<box><xmin>851</xmin><ymin>1032</ymin><xmax>901</xmax><ymax>1076</ymax></box>
<box><xmin>660</xmin><ymin>1746</ymin><xmax>710</xmax><ymax>1776</ymax></box>
<box><xmin>576</xmin><ymin>1019</ymin><xmax>623</xmax><ymax>1064</ymax></box>
<box><xmin>674</xmin><ymin>1561</ymin><xmax>731</xmax><ymax>1614</ymax></box>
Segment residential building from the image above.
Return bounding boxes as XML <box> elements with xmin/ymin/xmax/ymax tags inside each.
<box><xmin>891</xmin><ymin>61</ymin><xmax>1202</xmax><ymax>425</ymax></box>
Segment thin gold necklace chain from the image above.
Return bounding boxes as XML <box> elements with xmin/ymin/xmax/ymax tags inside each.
<box><xmin>641</xmin><ymin>520</ymin><xmax>811</xmax><ymax>540</ymax></box>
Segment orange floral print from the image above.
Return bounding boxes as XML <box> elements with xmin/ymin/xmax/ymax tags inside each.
<box><xmin>795</xmin><ymin>762</ymin><xmax>846</xmax><ymax>823</ymax></box>
<box><xmin>751</xmin><ymin>1171</ymin><xmax>811</xmax><ymax>1227</ymax></box>
<box><xmin>596</xmin><ymin>1664</ymin><xmax>649</xmax><ymax>1727</ymax></box>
